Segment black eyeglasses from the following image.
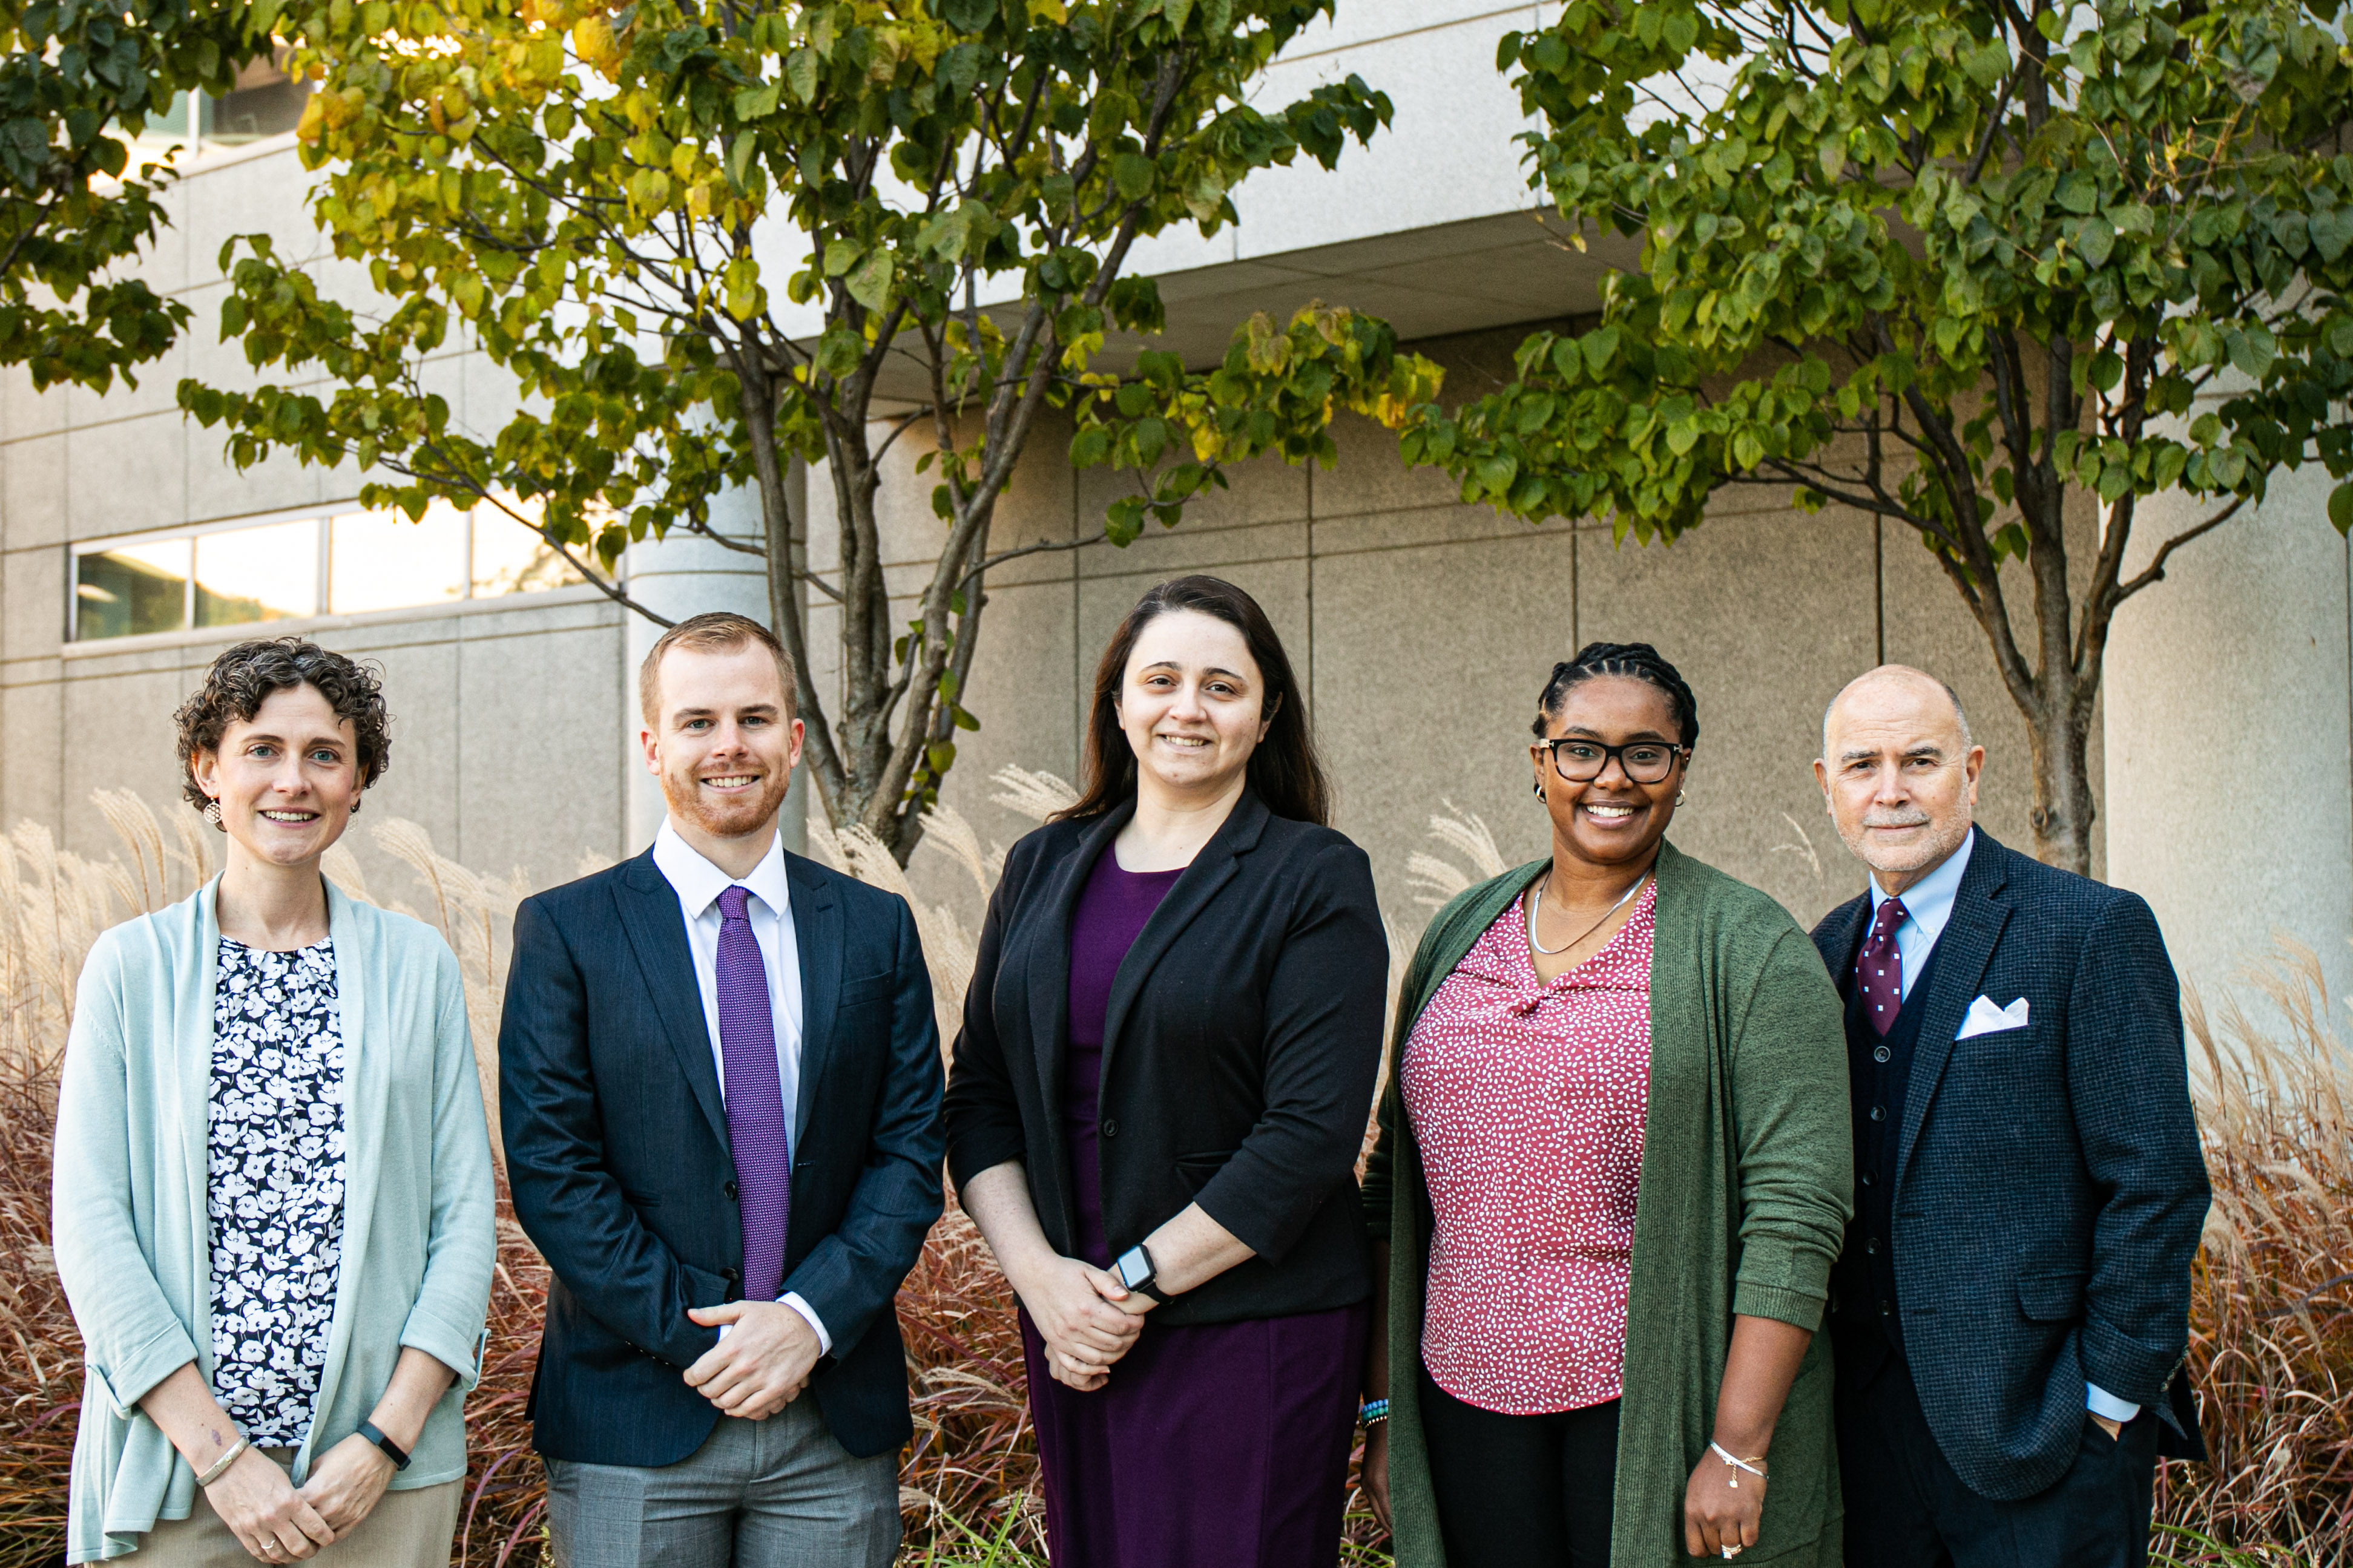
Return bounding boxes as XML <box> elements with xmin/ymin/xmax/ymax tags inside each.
<box><xmin>1537</xmin><ymin>736</ymin><xmax>1690</xmax><ymax>785</ymax></box>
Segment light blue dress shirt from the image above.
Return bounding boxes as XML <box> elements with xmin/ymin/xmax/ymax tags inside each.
<box><xmin>1866</xmin><ymin>827</ymin><xmax>2138</xmax><ymax>1426</ymax></box>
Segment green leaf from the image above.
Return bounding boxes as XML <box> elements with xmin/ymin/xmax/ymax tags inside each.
<box><xmin>1111</xmin><ymin>153</ymin><xmax>1154</xmax><ymax>201</ymax></box>
<box><xmin>2332</xmin><ymin>482</ymin><xmax>2353</xmax><ymax>536</ymax></box>
<box><xmin>2311</xmin><ymin>206</ymin><xmax>2353</xmax><ymax>264</ymax></box>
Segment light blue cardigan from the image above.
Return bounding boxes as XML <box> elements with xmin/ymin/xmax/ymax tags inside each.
<box><xmin>51</xmin><ymin>877</ymin><xmax>497</xmax><ymax>1563</ymax></box>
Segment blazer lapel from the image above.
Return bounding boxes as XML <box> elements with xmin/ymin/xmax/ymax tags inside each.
<box><xmin>786</xmin><ymin>851</ymin><xmax>840</xmax><ymax>1149</ymax></box>
<box><xmin>1023</xmin><ymin>804</ymin><xmax>1131</xmax><ymax>1123</ymax></box>
<box><xmin>1895</xmin><ymin>829</ymin><xmax>2013</xmax><ymax>1188</ymax></box>
<box><xmin>613</xmin><ymin>849</ymin><xmax>732</xmax><ymax>1153</ymax></box>
<box><xmin>1097</xmin><ymin>792</ymin><xmax>1269</xmax><ymax>1086</ymax></box>
<box><xmin>1817</xmin><ymin>894</ymin><xmax>1871</xmax><ymax>1000</ymax></box>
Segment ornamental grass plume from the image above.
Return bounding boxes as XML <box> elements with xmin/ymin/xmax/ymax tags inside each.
<box><xmin>4</xmin><ymin>784</ymin><xmax>2347</xmax><ymax>1567</ymax></box>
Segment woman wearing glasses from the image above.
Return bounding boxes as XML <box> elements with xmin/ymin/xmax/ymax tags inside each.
<box><xmin>1359</xmin><ymin>642</ymin><xmax>1852</xmax><ymax>1567</ymax></box>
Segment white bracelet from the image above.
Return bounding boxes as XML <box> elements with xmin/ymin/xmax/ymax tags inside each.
<box><xmin>195</xmin><ymin>1435</ymin><xmax>250</xmax><ymax>1489</ymax></box>
<box><xmin>1708</xmin><ymin>1440</ymin><xmax>1769</xmax><ymax>1488</ymax></box>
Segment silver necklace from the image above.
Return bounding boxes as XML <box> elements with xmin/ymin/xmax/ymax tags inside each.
<box><xmin>1528</xmin><ymin>868</ymin><xmax>1651</xmax><ymax>957</ymax></box>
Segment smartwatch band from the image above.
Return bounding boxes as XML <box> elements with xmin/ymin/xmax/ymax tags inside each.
<box><xmin>358</xmin><ymin>1420</ymin><xmax>412</xmax><ymax>1471</ymax></box>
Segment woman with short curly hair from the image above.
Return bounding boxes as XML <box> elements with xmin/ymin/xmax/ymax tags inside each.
<box><xmin>52</xmin><ymin>637</ymin><xmax>496</xmax><ymax>1567</ymax></box>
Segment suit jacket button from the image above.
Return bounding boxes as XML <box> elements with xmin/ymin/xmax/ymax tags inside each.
<box><xmin>1861</xmin><ymin>1172</ymin><xmax>1874</xmax><ymax>1186</ymax></box>
<box><xmin>1874</xmin><ymin>1045</ymin><xmax>1892</xmax><ymax>1063</ymax></box>
<box><xmin>722</xmin><ymin>1267</ymin><xmax>740</xmax><ymax>1284</ymax></box>
<box><xmin>725</xmin><ymin>1180</ymin><xmax>739</xmax><ymax>1200</ymax></box>
<box><xmin>1869</xmin><ymin>1106</ymin><xmax>1886</xmax><ymax>1122</ymax></box>
<box><xmin>1102</xmin><ymin>1118</ymin><xmax>1119</xmax><ymax>1139</ymax></box>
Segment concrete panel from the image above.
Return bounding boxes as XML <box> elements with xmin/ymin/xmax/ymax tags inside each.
<box><xmin>1576</xmin><ymin>508</ymin><xmax>1880</xmax><ymax>928</ymax></box>
<box><xmin>909</xmin><ymin>574</ymin><xmax>1084</xmax><ymax>916</ymax></box>
<box><xmin>2105</xmin><ymin>470</ymin><xmax>2352</xmax><ymax>1006</ymax></box>
<box><xmin>68</xmin><ymin>414</ymin><xmax>187</xmax><ymax>539</ymax></box>
<box><xmin>456</xmin><ymin>620</ymin><xmax>626</xmax><ymax>887</ymax></box>
<box><xmin>185</xmin><ymin>149</ymin><xmax>328</xmax><ymax>290</ymax></box>
<box><xmin>1</xmin><ymin>362</ymin><xmax>67</xmax><ymax>442</ymax></box>
<box><xmin>1232</xmin><ymin>22</ymin><xmax>1545</xmax><ymax>261</ymax></box>
<box><xmin>4</xmin><ymin>434</ymin><xmax>68</xmax><ymax>550</ymax></box>
<box><xmin>188</xmin><ymin>435</ymin><xmax>321</xmax><ymax>526</ymax></box>
<box><xmin>66</xmin><ymin>330</ymin><xmax>188</xmax><ymax>425</ymax></box>
<box><xmin>1075</xmin><ymin>444</ymin><xmax>1309</xmax><ymax>545</ymax></box>
<box><xmin>1310</xmin><ymin>407</ymin><xmax>1463</xmax><ymax>525</ymax></box>
<box><xmin>332</xmin><ymin>633</ymin><xmax>462</xmax><ymax>902</ymax></box>
<box><xmin>0</xmin><ymin>664</ymin><xmax>64</xmax><ymax>830</ymax></box>
<box><xmin>3</xmin><ymin>545</ymin><xmax>66</xmax><ymax>660</ymax></box>
<box><xmin>1311</xmin><ymin>527</ymin><xmax>1576</xmax><ymax>930</ymax></box>
<box><xmin>59</xmin><ymin>661</ymin><xmax>194</xmax><ymax>860</ymax></box>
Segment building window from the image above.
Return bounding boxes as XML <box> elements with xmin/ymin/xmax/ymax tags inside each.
<box><xmin>127</xmin><ymin>48</ymin><xmax>312</xmax><ymax>162</ymax></box>
<box><xmin>70</xmin><ymin>500</ymin><xmax>588</xmax><ymax>643</ymax></box>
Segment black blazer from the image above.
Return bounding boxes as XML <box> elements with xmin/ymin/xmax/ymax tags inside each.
<box><xmin>499</xmin><ymin>847</ymin><xmax>944</xmax><ymax>1466</ymax></box>
<box><xmin>943</xmin><ymin>791</ymin><xmax>1386</xmax><ymax>1325</ymax></box>
<box><xmin>1810</xmin><ymin>829</ymin><xmax>2209</xmax><ymax>1501</ymax></box>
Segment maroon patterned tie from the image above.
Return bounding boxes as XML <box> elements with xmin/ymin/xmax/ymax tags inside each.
<box><xmin>1856</xmin><ymin>896</ymin><xmax>1909</xmax><ymax>1037</ymax></box>
<box><xmin>716</xmin><ymin>885</ymin><xmax>789</xmax><ymax>1304</ymax></box>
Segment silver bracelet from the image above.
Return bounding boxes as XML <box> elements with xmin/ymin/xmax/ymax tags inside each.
<box><xmin>195</xmin><ymin>1435</ymin><xmax>250</xmax><ymax>1489</ymax></box>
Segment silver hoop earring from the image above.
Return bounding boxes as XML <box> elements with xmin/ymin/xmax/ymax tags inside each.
<box><xmin>202</xmin><ymin>798</ymin><xmax>223</xmax><ymax>829</ymax></box>
<box><xmin>1533</xmin><ymin>780</ymin><xmax>1547</xmax><ymax>802</ymax></box>
<box><xmin>1674</xmin><ymin>790</ymin><xmax>1688</xmax><ymax>807</ymax></box>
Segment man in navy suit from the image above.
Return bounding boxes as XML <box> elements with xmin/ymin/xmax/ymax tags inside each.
<box><xmin>501</xmin><ymin>612</ymin><xmax>943</xmax><ymax>1567</ymax></box>
<box><xmin>1809</xmin><ymin>665</ymin><xmax>2208</xmax><ymax>1568</ymax></box>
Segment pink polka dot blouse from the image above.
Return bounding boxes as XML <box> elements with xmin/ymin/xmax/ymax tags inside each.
<box><xmin>1400</xmin><ymin>881</ymin><xmax>1656</xmax><ymax>1415</ymax></box>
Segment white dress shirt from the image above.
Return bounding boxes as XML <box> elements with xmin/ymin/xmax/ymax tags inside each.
<box><xmin>1865</xmin><ymin>825</ymin><xmax>2134</xmax><ymax>1425</ymax></box>
<box><xmin>651</xmin><ymin>819</ymin><xmax>831</xmax><ymax>1353</ymax></box>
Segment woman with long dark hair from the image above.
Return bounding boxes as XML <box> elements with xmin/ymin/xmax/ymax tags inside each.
<box><xmin>944</xmin><ymin>575</ymin><xmax>1387</xmax><ymax>1567</ymax></box>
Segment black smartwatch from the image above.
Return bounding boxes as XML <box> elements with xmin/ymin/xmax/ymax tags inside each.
<box><xmin>1114</xmin><ymin>1242</ymin><xmax>1165</xmax><ymax>1302</ymax></box>
<box><xmin>357</xmin><ymin>1420</ymin><xmax>411</xmax><ymax>1471</ymax></box>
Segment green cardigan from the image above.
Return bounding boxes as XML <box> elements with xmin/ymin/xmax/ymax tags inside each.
<box><xmin>51</xmin><ymin>878</ymin><xmax>497</xmax><ymax>1563</ymax></box>
<box><xmin>1363</xmin><ymin>841</ymin><xmax>1855</xmax><ymax>1566</ymax></box>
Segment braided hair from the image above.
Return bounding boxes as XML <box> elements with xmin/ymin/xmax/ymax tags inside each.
<box><xmin>1532</xmin><ymin>641</ymin><xmax>1700</xmax><ymax>747</ymax></box>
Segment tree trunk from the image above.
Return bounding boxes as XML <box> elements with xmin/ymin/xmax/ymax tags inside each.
<box><xmin>2021</xmin><ymin>692</ymin><xmax>2096</xmax><ymax>877</ymax></box>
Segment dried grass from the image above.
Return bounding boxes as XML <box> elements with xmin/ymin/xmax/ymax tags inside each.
<box><xmin>3</xmin><ymin>786</ymin><xmax>2344</xmax><ymax>1567</ymax></box>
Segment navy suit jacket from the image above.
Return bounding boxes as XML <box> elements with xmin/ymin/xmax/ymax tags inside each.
<box><xmin>1810</xmin><ymin>829</ymin><xmax>2209</xmax><ymax>1500</ymax></box>
<box><xmin>499</xmin><ymin>845</ymin><xmax>944</xmax><ymax>1466</ymax></box>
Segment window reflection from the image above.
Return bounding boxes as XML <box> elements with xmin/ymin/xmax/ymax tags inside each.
<box><xmin>200</xmin><ymin>53</ymin><xmax>311</xmax><ymax>146</ymax></box>
<box><xmin>76</xmin><ymin>539</ymin><xmax>189</xmax><ymax>640</ymax></box>
<box><xmin>472</xmin><ymin>501</ymin><xmax>586</xmax><ymax>597</ymax></box>
<box><xmin>195</xmin><ymin>520</ymin><xmax>318</xmax><ymax>627</ymax></box>
<box><xmin>331</xmin><ymin>504</ymin><xmax>467</xmax><ymax>614</ymax></box>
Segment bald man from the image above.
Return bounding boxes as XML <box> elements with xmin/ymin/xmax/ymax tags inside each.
<box><xmin>1808</xmin><ymin>666</ymin><xmax>2207</xmax><ymax>1568</ymax></box>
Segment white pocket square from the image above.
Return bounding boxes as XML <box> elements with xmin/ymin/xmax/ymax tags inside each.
<box><xmin>1956</xmin><ymin>994</ymin><xmax>2030</xmax><ymax>1039</ymax></box>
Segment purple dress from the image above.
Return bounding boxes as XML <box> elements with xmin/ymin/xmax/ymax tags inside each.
<box><xmin>1018</xmin><ymin>850</ymin><xmax>1369</xmax><ymax>1568</ymax></box>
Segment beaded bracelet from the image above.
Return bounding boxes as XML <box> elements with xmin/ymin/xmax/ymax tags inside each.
<box><xmin>1359</xmin><ymin>1398</ymin><xmax>1391</xmax><ymax>1428</ymax></box>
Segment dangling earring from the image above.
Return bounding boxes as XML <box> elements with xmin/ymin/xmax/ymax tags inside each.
<box><xmin>203</xmin><ymin>796</ymin><xmax>224</xmax><ymax>830</ymax></box>
<box><xmin>1533</xmin><ymin>779</ymin><xmax>1547</xmax><ymax>802</ymax></box>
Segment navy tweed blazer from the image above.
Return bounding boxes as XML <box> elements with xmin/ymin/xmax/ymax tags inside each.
<box><xmin>1811</xmin><ymin>828</ymin><xmax>2209</xmax><ymax>1501</ymax></box>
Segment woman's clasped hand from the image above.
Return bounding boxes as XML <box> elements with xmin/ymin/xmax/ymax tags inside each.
<box><xmin>1021</xmin><ymin>1253</ymin><xmax>1149</xmax><ymax>1390</ymax></box>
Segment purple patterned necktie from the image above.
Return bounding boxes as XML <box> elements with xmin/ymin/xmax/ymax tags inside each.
<box><xmin>1856</xmin><ymin>896</ymin><xmax>1909</xmax><ymax>1037</ymax></box>
<box><xmin>716</xmin><ymin>885</ymin><xmax>789</xmax><ymax>1304</ymax></box>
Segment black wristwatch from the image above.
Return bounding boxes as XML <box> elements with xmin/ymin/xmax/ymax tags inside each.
<box><xmin>1114</xmin><ymin>1242</ymin><xmax>1165</xmax><ymax>1302</ymax></box>
<box><xmin>357</xmin><ymin>1421</ymin><xmax>412</xmax><ymax>1472</ymax></box>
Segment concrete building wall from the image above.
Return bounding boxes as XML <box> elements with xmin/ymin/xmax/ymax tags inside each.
<box><xmin>4</xmin><ymin>0</ymin><xmax>2345</xmax><ymax>1013</ymax></box>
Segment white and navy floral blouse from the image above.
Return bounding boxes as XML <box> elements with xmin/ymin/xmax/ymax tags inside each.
<box><xmin>206</xmin><ymin>936</ymin><xmax>348</xmax><ymax>1446</ymax></box>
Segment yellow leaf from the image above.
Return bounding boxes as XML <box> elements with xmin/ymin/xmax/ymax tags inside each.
<box><xmin>295</xmin><ymin>90</ymin><xmax>327</xmax><ymax>144</ymax></box>
<box><xmin>1028</xmin><ymin>0</ymin><xmax>1067</xmax><ymax>19</ymax></box>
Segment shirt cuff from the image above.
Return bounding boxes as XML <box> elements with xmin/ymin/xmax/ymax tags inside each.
<box><xmin>780</xmin><ymin>1293</ymin><xmax>832</xmax><ymax>1356</ymax></box>
<box><xmin>2085</xmin><ymin>1382</ymin><xmax>2141</xmax><ymax>1423</ymax></box>
<box><xmin>711</xmin><ymin>1296</ymin><xmax>831</xmax><ymax>1356</ymax></box>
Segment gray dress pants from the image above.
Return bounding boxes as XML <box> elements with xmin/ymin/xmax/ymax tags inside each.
<box><xmin>543</xmin><ymin>1400</ymin><xmax>900</xmax><ymax>1568</ymax></box>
